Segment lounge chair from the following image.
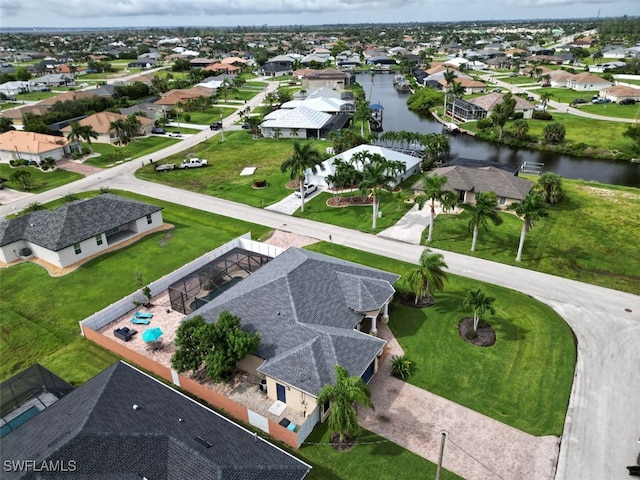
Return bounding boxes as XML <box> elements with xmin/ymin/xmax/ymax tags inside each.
<box><xmin>131</xmin><ymin>317</ymin><xmax>150</xmax><ymax>325</ymax></box>
<box><xmin>134</xmin><ymin>312</ymin><xmax>153</xmax><ymax>319</ymax></box>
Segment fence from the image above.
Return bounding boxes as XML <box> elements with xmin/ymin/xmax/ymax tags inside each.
<box><xmin>79</xmin><ymin>235</ymin><xmax>314</xmax><ymax>448</ymax></box>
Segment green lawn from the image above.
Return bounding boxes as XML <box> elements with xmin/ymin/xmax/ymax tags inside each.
<box><xmin>136</xmin><ymin>132</ymin><xmax>332</xmax><ymax>208</ymax></box>
<box><xmin>85</xmin><ymin>137</ymin><xmax>181</xmax><ymax>167</ymax></box>
<box><xmin>0</xmin><ymin>190</ymin><xmax>270</xmax><ymax>383</ymax></box>
<box><xmin>426</xmin><ymin>179</ymin><xmax>640</xmax><ymax>294</ymax></box>
<box><xmin>293</xmin><ymin>187</ymin><xmax>416</xmax><ymax>234</ymax></box>
<box><xmin>0</xmin><ymin>164</ymin><xmax>84</xmax><ymax>193</ymax></box>
<box><xmin>301</xmin><ymin>422</ymin><xmax>462</xmax><ymax>480</ymax></box>
<box><xmin>306</xmin><ymin>243</ymin><xmax>576</xmax><ymax>436</ymax></box>
<box><xmin>177</xmin><ymin>106</ymin><xmax>237</xmax><ymax>124</ymax></box>
<box><xmin>464</xmin><ymin>112</ymin><xmax>636</xmax><ymax>156</ymax></box>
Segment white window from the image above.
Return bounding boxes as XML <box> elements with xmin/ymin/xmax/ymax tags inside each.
<box><xmin>146</xmin><ymin>214</ymin><xmax>152</xmax><ymax>225</ymax></box>
<box><xmin>499</xmin><ymin>196</ymin><xmax>506</xmax><ymax>205</ymax></box>
<box><xmin>96</xmin><ymin>234</ymin><xmax>103</xmax><ymax>246</ymax></box>
<box><xmin>73</xmin><ymin>243</ymin><xmax>81</xmax><ymax>255</ymax></box>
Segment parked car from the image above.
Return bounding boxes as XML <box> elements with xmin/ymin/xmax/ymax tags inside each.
<box><xmin>168</xmin><ymin>132</ymin><xmax>182</xmax><ymax>137</ymax></box>
<box><xmin>210</xmin><ymin>122</ymin><xmax>222</xmax><ymax>130</ymax></box>
<box><xmin>526</xmin><ymin>95</ymin><xmax>535</xmax><ymax>101</ymax></box>
<box><xmin>492</xmin><ymin>88</ymin><xmax>502</xmax><ymax>93</ymax></box>
<box><xmin>619</xmin><ymin>98</ymin><xmax>636</xmax><ymax>105</ymax></box>
<box><xmin>294</xmin><ymin>184</ymin><xmax>318</xmax><ymax>198</ymax></box>
<box><xmin>592</xmin><ymin>97</ymin><xmax>611</xmax><ymax>104</ymax></box>
<box><xmin>572</xmin><ymin>98</ymin><xmax>587</xmax><ymax>105</ymax></box>
<box><xmin>151</xmin><ymin>127</ymin><xmax>166</xmax><ymax>134</ymax></box>
<box><xmin>178</xmin><ymin>158</ymin><xmax>208</xmax><ymax>169</ymax></box>
<box><xmin>241</xmin><ymin>123</ymin><xmax>251</xmax><ymax>129</ymax></box>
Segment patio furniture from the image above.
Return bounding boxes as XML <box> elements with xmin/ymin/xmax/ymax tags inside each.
<box><xmin>134</xmin><ymin>312</ymin><xmax>153</xmax><ymax>319</ymax></box>
<box><xmin>278</xmin><ymin>418</ymin><xmax>290</xmax><ymax>428</ymax></box>
<box><xmin>131</xmin><ymin>317</ymin><xmax>150</xmax><ymax>325</ymax></box>
<box><xmin>114</xmin><ymin>327</ymin><xmax>137</xmax><ymax>342</ymax></box>
<box><xmin>145</xmin><ymin>339</ymin><xmax>164</xmax><ymax>351</ymax></box>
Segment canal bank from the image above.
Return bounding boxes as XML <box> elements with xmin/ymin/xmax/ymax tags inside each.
<box><xmin>356</xmin><ymin>73</ymin><xmax>640</xmax><ymax>188</ymax></box>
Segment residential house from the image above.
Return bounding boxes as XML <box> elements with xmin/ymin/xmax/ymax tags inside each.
<box><xmin>31</xmin><ymin>73</ymin><xmax>73</xmax><ymax>87</ymax></box>
<box><xmin>262</xmin><ymin>55</ymin><xmax>296</xmax><ymax>76</ymax></box>
<box><xmin>306</xmin><ymin>144</ymin><xmax>422</xmax><ymax>187</ymax></box>
<box><xmin>189</xmin><ymin>57</ymin><xmax>218</xmax><ymax>69</ymax></box>
<box><xmin>0</xmin><ymin>81</ymin><xmax>34</xmax><ymax>96</ymax></box>
<box><xmin>566</xmin><ymin>72</ymin><xmax>613</xmax><ymax>91</ymax></box>
<box><xmin>466</xmin><ymin>92</ymin><xmax>535</xmax><ymax>119</ymax></box>
<box><xmin>547</xmin><ymin>69</ymin><xmax>574</xmax><ymax>88</ymax></box>
<box><xmin>0</xmin><ymin>130</ymin><xmax>77</xmax><ymax>165</ymax></box>
<box><xmin>0</xmin><ymin>194</ymin><xmax>163</xmax><ymax>268</ymax></box>
<box><xmin>260</xmin><ymin>106</ymin><xmax>335</xmax><ymax>139</ymax></box>
<box><xmin>60</xmin><ymin>111</ymin><xmax>155</xmax><ymax>144</ymax></box>
<box><xmin>127</xmin><ymin>58</ymin><xmax>160</xmax><ymax>69</ymax></box>
<box><xmin>301</xmin><ymin>68</ymin><xmax>351</xmax><ymax>90</ymax></box>
<box><xmin>190</xmin><ymin>247</ymin><xmax>398</xmax><ymax>427</ymax></box>
<box><xmin>154</xmin><ymin>86</ymin><xmax>214</xmax><ymax>107</ymax></box>
<box><xmin>203</xmin><ymin>62</ymin><xmax>241</xmax><ymax>74</ymax></box>
<box><xmin>413</xmin><ymin>163</ymin><xmax>533</xmax><ymax>207</ymax></box>
<box><xmin>300</xmin><ymin>54</ymin><xmax>330</xmax><ymax>67</ymax></box>
<box><xmin>599</xmin><ymin>85</ymin><xmax>640</xmax><ymax>103</ymax></box>
<box><xmin>1</xmin><ymin>361</ymin><xmax>311</xmax><ymax>480</ymax></box>
<box><xmin>0</xmin><ymin>104</ymin><xmax>49</xmax><ymax>128</ymax></box>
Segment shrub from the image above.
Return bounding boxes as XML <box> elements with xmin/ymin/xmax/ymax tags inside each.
<box><xmin>390</xmin><ymin>355</ymin><xmax>414</xmax><ymax>380</ymax></box>
<box><xmin>253</xmin><ymin>179</ymin><xmax>267</xmax><ymax>188</ymax></box>
<box><xmin>476</xmin><ymin>118</ymin><xmax>493</xmax><ymax>130</ymax></box>
<box><xmin>532</xmin><ymin>110</ymin><xmax>553</xmax><ymax>120</ymax></box>
<box><xmin>82</xmin><ymin>146</ymin><xmax>91</xmax><ymax>155</ymax></box>
<box><xmin>513</xmin><ymin>112</ymin><xmax>524</xmax><ymax>120</ymax></box>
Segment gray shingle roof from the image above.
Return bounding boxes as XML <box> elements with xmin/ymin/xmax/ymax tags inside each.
<box><xmin>188</xmin><ymin>248</ymin><xmax>398</xmax><ymax>395</ymax></box>
<box><xmin>413</xmin><ymin>166</ymin><xmax>533</xmax><ymax>201</ymax></box>
<box><xmin>1</xmin><ymin>362</ymin><xmax>311</xmax><ymax>480</ymax></box>
<box><xmin>0</xmin><ymin>194</ymin><xmax>162</xmax><ymax>251</ymax></box>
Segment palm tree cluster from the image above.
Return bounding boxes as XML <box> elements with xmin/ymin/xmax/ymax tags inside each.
<box><xmin>351</xmin><ymin>151</ymin><xmax>406</xmax><ymax>229</ymax></box>
<box><xmin>66</xmin><ymin>121</ymin><xmax>99</xmax><ymax>154</ymax></box>
<box><xmin>109</xmin><ymin>115</ymin><xmax>142</xmax><ymax>145</ymax></box>
<box><xmin>463</xmin><ymin>288</ymin><xmax>496</xmax><ymax>333</ymax></box>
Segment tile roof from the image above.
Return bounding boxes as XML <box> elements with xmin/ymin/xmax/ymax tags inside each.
<box><xmin>1</xmin><ymin>362</ymin><xmax>311</xmax><ymax>480</ymax></box>
<box><xmin>189</xmin><ymin>248</ymin><xmax>398</xmax><ymax>395</ymax></box>
<box><xmin>60</xmin><ymin>111</ymin><xmax>153</xmax><ymax>135</ymax></box>
<box><xmin>468</xmin><ymin>92</ymin><xmax>535</xmax><ymax>111</ymax></box>
<box><xmin>0</xmin><ymin>194</ymin><xmax>162</xmax><ymax>251</ymax></box>
<box><xmin>0</xmin><ymin>130</ymin><xmax>70</xmax><ymax>154</ymax></box>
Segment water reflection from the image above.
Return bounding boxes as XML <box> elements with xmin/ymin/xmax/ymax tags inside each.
<box><xmin>356</xmin><ymin>73</ymin><xmax>640</xmax><ymax>187</ymax></box>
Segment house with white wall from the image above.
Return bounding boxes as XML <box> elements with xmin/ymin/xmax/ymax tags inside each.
<box><xmin>0</xmin><ymin>194</ymin><xmax>163</xmax><ymax>268</ymax></box>
<box><xmin>0</xmin><ymin>130</ymin><xmax>78</xmax><ymax>165</ymax></box>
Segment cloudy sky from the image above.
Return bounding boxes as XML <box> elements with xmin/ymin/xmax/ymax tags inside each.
<box><xmin>1</xmin><ymin>0</ymin><xmax>638</xmax><ymax>30</ymax></box>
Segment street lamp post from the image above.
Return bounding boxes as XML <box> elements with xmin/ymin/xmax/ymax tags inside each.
<box><xmin>220</xmin><ymin>113</ymin><xmax>225</xmax><ymax>143</ymax></box>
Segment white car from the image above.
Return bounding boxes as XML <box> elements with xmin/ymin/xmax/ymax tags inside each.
<box><xmin>294</xmin><ymin>184</ymin><xmax>318</xmax><ymax>198</ymax></box>
<box><xmin>168</xmin><ymin>132</ymin><xmax>182</xmax><ymax>137</ymax></box>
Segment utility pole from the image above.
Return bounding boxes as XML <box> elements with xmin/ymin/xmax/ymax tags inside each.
<box><xmin>435</xmin><ymin>431</ymin><xmax>447</xmax><ymax>480</ymax></box>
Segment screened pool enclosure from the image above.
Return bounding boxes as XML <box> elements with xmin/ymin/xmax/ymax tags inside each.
<box><xmin>168</xmin><ymin>248</ymin><xmax>272</xmax><ymax>315</ymax></box>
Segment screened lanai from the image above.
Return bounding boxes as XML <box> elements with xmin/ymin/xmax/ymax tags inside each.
<box><xmin>168</xmin><ymin>248</ymin><xmax>273</xmax><ymax>315</ymax></box>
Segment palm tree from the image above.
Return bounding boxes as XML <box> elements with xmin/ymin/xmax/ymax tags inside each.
<box><xmin>461</xmin><ymin>192</ymin><xmax>503</xmax><ymax>252</ymax></box>
<box><xmin>353</xmin><ymin>99</ymin><xmax>371</xmax><ymax>137</ymax></box>
<box><xmin>66</xmin><ymin>121</ymin><xmax>84</xmax><ymax>150</ymax></box>
<box><xmin>414</xmin><ymin>173</ymin><xmax>448</xmax><ymax>242</ymax></box>
<box><xmin>316</xmin><ymin>365</ymin><xmax>374</xmax><ymax>448</ymax></box>
<box><xmin>539</xmin><ymin>90</ymin><xmax>553</xmax><ymax>110</ymax></box>
<box><xmin>280</xmin><ymin>142</ymin><xmax>323</xmax><ymax>212</ymax></box>
<box><xmin>463</xmin><ymin>288</ymin><xmax>496</xmax><ymax>332</ymax></box>
<box><xmin>439</xmin><ymin>190</ymin><xmax>459</xmax><ymax>213</ymax></box>
<box><xmin>407</xmin><ymin>248</ymin><xmax>448</xmax><ymax>305</ymax></box>
<box><xmin>77</xmin><ymin>124</ymin><xmax>98</xmax><ymax>153</ymax></box>
<box><xmin>109</xmin><ymin>118</ymin><xmax>126</xmax><ymax>145</ymax></box>
<box><xmin>507</xmin><ymin>192</ymin><xmax>549</xmax><ymax>262</ymax></box>
<box><xmin>353</xmin><ymin>151</ymin><xmax>405</xmax><ymax>229</ymax></box>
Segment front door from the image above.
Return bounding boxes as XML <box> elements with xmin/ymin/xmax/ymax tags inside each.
<box><xmin>276</xmin><ymin>383</ymin><xmax>286</xmax><ymax>403</ymax></box>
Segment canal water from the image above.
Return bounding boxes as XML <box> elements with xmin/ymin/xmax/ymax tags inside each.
<box><xmin>357</xmin><ymin>73</ymin><xmax>640</xmax><ymax>188</ymax></box>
